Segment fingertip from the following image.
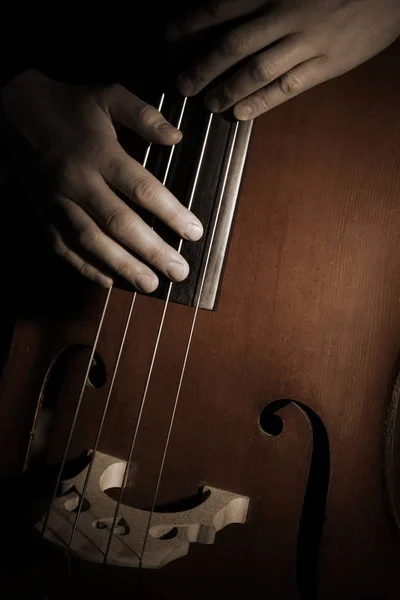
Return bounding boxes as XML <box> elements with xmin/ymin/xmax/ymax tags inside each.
<box><xmin>205</xmin><ymin>97</ymin><xmax>221</xmax><ymax>113</ymax></box>
<box><xmin>87</xmin><ymin>267</ymin><xmax>114</xmax><ymax>289</ymax></box>
<box><xmin>234</xmin><ymin>103</ymin><xmax>253</xmax><ymax>120</ymax></box>
<box><xmin>99</xmin><ymin>276</ymin><xmax>114</xmax><ymax>288</ymax></box>
<box><xmin>136</xmin><ymin>272</ymin><xmax>159</xmax><ymax>293</ymax></box>
<box><xmin>156</xmin><ymin>122</ymin><xmax>183</xmax><ymax>143</ymax></box>
<box><xmin>184</xmin><ymin>221</ymin><xmax>203</xmax><ymax>241</ymax></box>
<box><xmin>177</xmin><ymin>76</ymin><xmax>195</xmax><ymax>97</ymax></box>
<box><xmin>169</xmin><ymin>129</ymin><xmax>183</xmax><ymax>145</ymax></box>
<box><xmin>166</xmin><ymin>259</ymin><xmax>190</xmax><ymax>282</ymax></box>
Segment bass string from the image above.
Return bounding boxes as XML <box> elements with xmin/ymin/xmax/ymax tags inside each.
<box><xmin>103</xmin><ymin>111</ymin><xmax>215</xmax><ymax>565</ymax></box>
<box><xmin>138</xmin><ymin>120</ymin><xmax>240</xmax><ymax>568</ymax></box>
<box><xmin>40</xmin><ymin>284</ymin><xmax>113</xmax><ymax>537</ymax></box>
<box><xmin>66</xmin><ymin>94</ymin><xmax>188</xmax><ymax>553</ymax></box>
<box><xmin>40</xmin><ymin>92</ymin><xmax>166</xmax><ymax>538</ymax></box>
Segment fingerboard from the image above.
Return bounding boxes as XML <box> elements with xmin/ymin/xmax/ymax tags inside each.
<box><xmin>120</xmin><ymin>88</ymin><xmax>253</xmax><ymax>311</ymax></box>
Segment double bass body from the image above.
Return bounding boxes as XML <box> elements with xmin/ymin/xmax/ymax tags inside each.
<box><xmin>0</xmin><ymin>40</ymin><xmax>400</xmax><ymax>600</ymax></box>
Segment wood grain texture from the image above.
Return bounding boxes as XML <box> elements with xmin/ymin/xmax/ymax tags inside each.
<box><xmin>0</xmin><ymin>39</ymin><xmax>400</xmax><ymax>600</ymax></box>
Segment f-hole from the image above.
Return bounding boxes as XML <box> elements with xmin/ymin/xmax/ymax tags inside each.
<box><xmin>260</xmin><ymin>399</ymin><xmax>330</xmax><ymax>600</ymax></box>
<box><xmin>87</xmin><ymin>353</ymin><xmax>106</xmax><ymax>389</ymax></box>
<box><xmin>28</xmin><ymin>344</ymin><xmax>107</xmax><ymax>466</ymax></box>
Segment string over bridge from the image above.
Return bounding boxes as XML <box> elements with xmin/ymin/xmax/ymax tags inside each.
<box><xmin>36</xmin><ymin>450</ymin><xmax>249</xmax><ymax>569</ymax></box>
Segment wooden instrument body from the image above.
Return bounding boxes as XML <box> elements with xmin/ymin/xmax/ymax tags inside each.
<box><xmin>0</xmin><ymin>41</ymin><xmax>400</xmax><ymax>600</ymax></box>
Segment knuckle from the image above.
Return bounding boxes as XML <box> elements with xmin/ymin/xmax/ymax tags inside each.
<box><xmin>249</xmin><ymin>59</ymin><xmax>275</xmax><ymax>84</ymax></box>
<box><xmin>54</xmin><ymin>145</ymin><xmax>107</xmax><ymax>187</ymax></box>
<box><xmin>252</xmin><ymin>93</ymin><xmax>271</xmax><ymax>114</ymax></box>
<box><xmin>108</xmin><ymin>82</ymin><xmax>123</xmax><ymax>94</ymax></box>
<box><xmin>220</xmin><ymin>30</ymin><xmax>247</xmax><ymax>58</ymax></box>
<box><xmin>279</xmin><ymin>72</ymin><xmax>302</xmax><ymax>96</ymax></box>
<box><xmin>106</xmin><ymin>155</ymin><xmax>124</xmax><ymax>181</ymax></box>
<box><xmin>54</xmin><ymin>159</ymin><xmax>81</xmax><ymax>193</ymax></box>
<box><xmin>77</xmin><ymin>261</ymin><xmax>96</xmax><ymax>281</ymax></box>
<box><xmin>81</xmin><ymin>188</ymin><xmax>101</xmax><ymax>212</ymax></box>
<box><xmin>131</xmin><ymin>176</ymin><xmax>159</xmax><ymax>206</ymax></box>
<box><xmin>106</xmin><ymin>211</ymin><xmax>137</xmax><ymax>241</ymax></box>
<box><xmin>220</xmin><ymin>86</ymin><xmax>236</xmax><ymax>106</ymax></box>
<box><xmin>146</xmin><ymin>244</ymin><xmax>167</xmax><ymax>268</ymax></box>
<box><xmin>103</xmin><ymin>82</ymin><xmax>124</xmax><ymax>101</ymax></box>
<box><xmin>115</xmin><ymin>261</ymin><xmax>136</xmax><ymax>283</ymax></box>
<box><xmin>77</xmin><ymin>226</ymin><xmax>100</xmax><ymax>250</ymax></box>
<box><xmin>80</xmin><ymin>141</ymin><xmax>109</xmax><ymax>170</ymax></box>
<box><xmin>75</xmin><ymin>91</ymin><xmax>107</xmax><ymax>126</ymax></box>
<box><xmin>188</xmin><ymin>64</ymin><xmax>209</xmax><ymax>90</ymax></box>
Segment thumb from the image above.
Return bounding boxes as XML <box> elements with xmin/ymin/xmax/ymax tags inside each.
<box><xmin>101</xmin><ymin>83</ymin><xmax>182</xmax><ymax>145</ymax></box>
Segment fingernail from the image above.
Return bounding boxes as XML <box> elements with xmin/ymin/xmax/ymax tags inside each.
<box><xmin>157</xmin><ymin>122</ymin><xmax>178</xmax><ymax>134</ymax></box>
<box><xmin>234</xmin><ymin>104</ymin><xmax>253</xmax><ymax>120</ymax></box>
<box><xmin>177</xmin><ymin>75</ymin><xmax>193</xmax><ymax>96</ymax></box>
<box><xmin>185</xmin><ymin>221</ymin><xmax>203</xmax><ymax>241</ymax></box>
<box><xmin>136</xmin><ymin>273</ymin><xmax>158</xmax><ymax>293</ymax></box>
<box><xmin>166</xmin><ymin>260</ymin><xmax>189</xmax><ymax>281</ymax></box>
<box><xmin>206</xmin><ymin>98</ymin><xmax>220</xmax><ymax>113</ymax></box>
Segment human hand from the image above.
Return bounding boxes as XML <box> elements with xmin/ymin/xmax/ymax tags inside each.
<box><xmin>0</xmin><ymin>70</ymin><xmax>203</xmax><ymax>291</ymax></box>
<box><xmin>167</xmin><ymin>0</ymin><xmax>400</xmax><ymax>119</ymax></box>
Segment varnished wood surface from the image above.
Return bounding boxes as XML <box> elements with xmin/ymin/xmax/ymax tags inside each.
<box><xmin>0</xmin><ymin>40</ymin><xmax>400</xmax><ymax>600</ymax></box>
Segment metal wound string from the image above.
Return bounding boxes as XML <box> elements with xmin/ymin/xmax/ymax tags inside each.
<box><xmin>66</xmin><ymin>94</ymin><xmax>187</xmax><ymax>552</ymax></box>
<box><xmin>103</xmin><ymin>112</ymin><xmax>214</xmax><ymax>564</ymax></box>
<box><xmin>139</xmin><ymin>120</ymin><xmax>240</xmax><ymax>567</ymax></box>
<box><xmin>41</xmin><ymin>93</ymin><xmax>166</xmax><ymax>538</ymax></box>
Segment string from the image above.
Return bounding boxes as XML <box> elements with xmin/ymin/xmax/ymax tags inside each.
<box><xmin>40</xmin><ymin>93</ymin><xmax>166</xmax><ymax>538</ymax></box>
<box><xmin>40</xmin><ymin>285</ymin><xmax>112</xmax><ymax>537</ymax></box>
<box><xmin>65</xmin><ymin>94</ymin><xmax>187</xmax><ymax>553</ymax></box>
<box><xmin>139</xmin><ymin>120</ymin><xmax>240</xmax><ymax>567</ymax></box>
<box><xmin>103</xmin><ymin>111</ymin><xmax>214</xmax><ymax>564</ymax></box>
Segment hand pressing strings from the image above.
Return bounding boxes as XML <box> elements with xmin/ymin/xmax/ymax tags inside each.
<box><xmin>167</xmin><ymin>0</ymin><xmax>400</xmax><ymax>119</ymax></box>
<box><xmin>1</xmin><ymin>71</ymin><xmax>203</xmax><ymax>290</ymax></box>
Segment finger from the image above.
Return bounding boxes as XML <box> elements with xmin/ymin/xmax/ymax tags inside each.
<box><xmin>234</xmin><ymin>57</ymin><xmax>330</xmax><ymax>120</ymax></box>
<box><xmin>100</xmin><ymin>84</ymin><xmax>182</xmax><ymax>145</ymax></box>
<box><xmin>55</xmin><ymin>196</ymin><xmax>162</xmax><ymax>292</ymax></box>
<box><xmin>177</xmin><ymin>13</ymin><xmax>288</xmax><ymax>97</ymax></box>
<box><xmin>102</xmin><ymin>146</ymin><xmax>204</xmax><ymax>241</ymax></box>
<box><xmin>73</xmin><ymin>172</ymin><xmax>191</xmax><ymax>283</ymax></box>
<box><xmin>165</xmin><ymin>0</ymin><xmax>268</xmax><ymax>43</ymax></box>
<box><xmin>48</xmin><ymin>225</ymin><xmax>114</xmax><ymax>289</ymax></box>
<box><xmin>204</xmin><ymin>37</ymin><xmax>312</xmax><ymax>112</ymax></box>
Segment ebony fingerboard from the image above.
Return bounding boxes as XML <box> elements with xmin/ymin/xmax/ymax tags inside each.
<box><xmin>119</xmin><ymin>86</ymin><xmax>253</xmax><ymax>311</ymax></box>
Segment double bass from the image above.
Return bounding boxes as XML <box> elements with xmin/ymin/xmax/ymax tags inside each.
<box><xmin>0</xmin><ymin>25</ymin><xmax>399</xmax><ymax>600</ymax></box>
